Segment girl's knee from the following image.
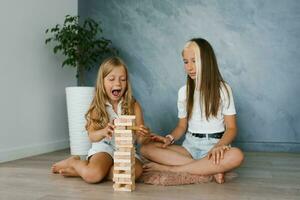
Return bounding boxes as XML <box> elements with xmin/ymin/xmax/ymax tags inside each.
<box><xmin>140</xmin><ymin>142</ymin><xmax>162</xmax><ymax>155</ymax></box>
<box><xmin>81</xmin><ymin>168</ymin><xmax>106</xmax><ymax>184</ymax></box>
<box><xmin>227</xmin><ymin>147</ymin><xmax>244</xmax><ymax>167</ymax></box>
<box><xmin>140</xmin><ymin>143</ymin><xmax>155</xmax><ymax>156</ymax></box>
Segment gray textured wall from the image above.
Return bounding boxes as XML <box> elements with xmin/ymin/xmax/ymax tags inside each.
<box><xmin>79</xmin><ymin>0</ymin><xmax>300</xmax><ymax>152</ymax></box>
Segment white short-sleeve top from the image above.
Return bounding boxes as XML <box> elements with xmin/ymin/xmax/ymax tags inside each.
<box><xmin>105</xmin><ymin>100</ymin><xmax>123</xmax><ymax>122</ymax></box>
<box><xmin>177</xmin><ymin>83</ymin><xmax>236</xmax><ymax>133</ymax></box>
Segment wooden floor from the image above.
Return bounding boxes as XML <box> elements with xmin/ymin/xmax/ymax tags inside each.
<box><xmin>0</xmin><ymin>150</ymin><xmax>300</xmax><ymax>200</ymax></box>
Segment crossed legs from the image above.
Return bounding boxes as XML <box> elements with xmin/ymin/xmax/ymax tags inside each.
<box><xmin>140</xmin><ymin>142</ymin><xmax>244</xmax><ymax>183</ymax></box>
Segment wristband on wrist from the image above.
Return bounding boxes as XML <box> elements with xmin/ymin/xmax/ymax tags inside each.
<box><xmin>165</xmin><ymin>134</ymin><xmax>175</xmax><ymax>144</ymax></box>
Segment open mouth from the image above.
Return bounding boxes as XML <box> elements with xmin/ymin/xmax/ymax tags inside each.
<box><xmin>111</xmin><ymin>89</ymin><xmax>122</xmax><ymax>97</ymax></box>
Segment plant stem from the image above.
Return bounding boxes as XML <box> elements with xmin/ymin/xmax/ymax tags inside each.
<box><xmin>77</xmin><ymin>65</ymin><xmax>86</xmax><ymax>86</ymax></box>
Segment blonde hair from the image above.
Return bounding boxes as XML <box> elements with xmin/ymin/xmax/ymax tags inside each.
<box><xmin>85</xmin><ymin>57</ymin><xmax>135</xmax><ymax>132</ymax></box>
<box><xmin>183</xmin><ymin>38</ymin><xmax>229</xmax><ymax>120</ymax></box>
<box><xmin>182</xmin><ymin>41</ymin><xmax>202</xmax><ymax>90</ymax></box>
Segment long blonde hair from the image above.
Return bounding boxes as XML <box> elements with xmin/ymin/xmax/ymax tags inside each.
<box><xmin>183</xmin><ymin>38</ymin><xmax>229</xmax><ymax>120</ymax></box>
<box><xmin>85</xmin><ymin>57</ymin><xmax>135</xmax><ymax>131</ymax></box>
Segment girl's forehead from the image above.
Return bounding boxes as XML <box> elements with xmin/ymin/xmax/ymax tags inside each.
<box><xmin>183</xmin><ymin>47</ymin><xmax>195</xmax><ymax>57</ymax></box>
<box><xmin>107</xmin><ymin>66</ymin><xmax>126</xmax><ymax>75</ymax></box>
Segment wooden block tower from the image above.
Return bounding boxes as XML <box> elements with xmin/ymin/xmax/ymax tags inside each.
<box><xmin>113</xmin><ymin>115</ymin><xmax>136</xmax><ymax>192</ymax></box>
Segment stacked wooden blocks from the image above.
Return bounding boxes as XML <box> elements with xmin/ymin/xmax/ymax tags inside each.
<box><xmin>113</xmin><ymin>115</ymin><xmax>136</xmax><ymax>192</ymax></box>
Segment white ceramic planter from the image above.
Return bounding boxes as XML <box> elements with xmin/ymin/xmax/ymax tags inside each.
<box><xmin>66</xmin><ymin>87</ymin><xmax>94</xmax><ymax>155</ymax></box>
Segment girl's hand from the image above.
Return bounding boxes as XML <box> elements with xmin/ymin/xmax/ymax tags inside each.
<box><xmin>102</xmin><ymin>123</ymin><xmax>115</xmax><ymax>140</ymax></box>
<box><xmin>150</xmin><ymin>135</ymin><xmax>172</xmax><ymax>148</ymax></box>
<box><xmin>207</xmin><ymin>145</ymin><xmax>231</xmax><ymax>165</ymax></box>
<box><xmin>136</xmin><ymin>125</ymin><xmax>150</xmax><ymax>137</ymax></box>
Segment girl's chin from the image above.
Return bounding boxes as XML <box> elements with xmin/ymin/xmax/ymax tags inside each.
<box><xmin>109</xmin><ymin>95</ymin><xmax>122</xmax><ymax>102</ymax></box>
<box><xmin>111</xmin><ymin>96</ymin><xmax>121</xmax><ymax>101</ymax></box>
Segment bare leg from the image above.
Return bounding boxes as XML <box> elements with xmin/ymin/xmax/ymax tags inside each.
<box><xmin>59</xmin><ymin>152</ymin><xmax>113</xmax><ymax>183</ymax></box>
<box><xmin>51</xmin><ymin>156</ymin><xmax>80</xmax><ymax>173</ymax></box>
<box><xmin>143</xmin><ymin>147</ymin><xmax>244</xmax><ymax>176</ymax></box>
<box><xmin>141</xmin><ymin>142</ymin><xmax>193</xmax><ymax>166</ymax></box>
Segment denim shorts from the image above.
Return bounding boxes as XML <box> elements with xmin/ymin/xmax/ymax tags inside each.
<box><xmin>87</xmin><ymin>138</ymin><xmax>142</xmax><ymax>162</ymax></box>
<box><xmin>182</xmin><ymin>131</ymin><xmax>220</xmax><ymax>160</ymax></box>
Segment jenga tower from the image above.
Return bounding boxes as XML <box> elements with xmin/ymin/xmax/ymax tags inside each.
<box><xmin>113</xmin><ymin>115</ymin><xmax>136</xmax><ymax>192</ymax></box>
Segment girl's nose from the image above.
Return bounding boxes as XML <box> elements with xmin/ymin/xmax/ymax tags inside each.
<box><xmin>186</xmin><ymin>63</ymin><xmax>193</xmax><ymax>71</ymax></box>
<box><xmin>115</xmin><ymin>80</ymin><xmax>121</xmax><ymax>86</ymax></box>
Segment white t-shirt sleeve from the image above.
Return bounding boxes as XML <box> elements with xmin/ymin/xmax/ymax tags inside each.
<box><xmin>177</xmin><ymin>86</ymin><xmax>187</xmax><ymax>118</ymax></box>
<box><xmin>221</xmin><ymin>83</ymin><xmax>236</xmax><ymax>115</ymax></box>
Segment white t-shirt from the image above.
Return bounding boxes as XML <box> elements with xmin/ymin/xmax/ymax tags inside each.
<box><xmin>177</xmin><ymin>83</ymin><xmax>236</xmax><ymax>133</ymax></box>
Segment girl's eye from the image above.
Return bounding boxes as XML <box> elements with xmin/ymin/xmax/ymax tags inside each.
<box><xmin>109</xmin><ymin>78</ymin><xmax>114</xmax><ymax>81</ymax></box>
<box><xmin>184</xmin><ymin>61</ymin><xmax>188</xmax><ymax>64</ymax></box>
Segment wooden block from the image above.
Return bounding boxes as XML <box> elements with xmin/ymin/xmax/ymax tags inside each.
<box><xmin>115</xmin><ymin>140</ymin><xmax>133</xmax><ymax>145</ymax></box>
<box><xmin>115</xmin><ymin>136</ymin><xmax>133</xmax><ymax>141</ymax></box>
<box><xmin>114</xmin><ymin>162</ymin><xmax>134</xmax><ymax>168</ymax></box>
<box><xmin>114</xmin><ymin>133</ymin><xmax>133</xmax><ymax>138</ymax></box>
<box><xmin>126</xmin><ymin>126</ymin><xmax>139</xmax><ymax>131</ymax></box>
<box><xmin>115</xmin><ymin>126</ymin><xmax>126</xmax><ymax>130</ymax></box>
<box><xmin>114</xmin><ymin>168</ymin><xmax>135</xmax><ymax>176</ymax></box>
<box><xmin>114</xmin><ymin>173</ymin><xmax>132</xmax><ymax>178</ymax></box>
<box><xmin>113</xmin><ymin>183</ymin><xmax>135</xmax><ymax>192</ymax></box>
<box><xmin>118</xmin><ymin>147</ymin><xmax>134</xmax><ymax>152</ymax></box>
<box><xmin>113</xmin><ymin>182</ymin><xmax>135</xmax><ymax>188</ymax></box>
<box><xmin>114</xmin><ymin>153</ymin><xmax>131</xmax><ymax>157</ymax></box>
<box><xmin>113</xmin><ymin>169</ymin><xmax>132</xmax><ymax>174</ymax></box>
<box><xmin>116</xmin><ymin>139</ymin><xmax>134</xmax><ymax>143</ymax></box>
<box><xmin>113</xmin><ymin>170</ymin><xmax>134</xmax><ymax>176</ymax></box>
<box><xmin>115</xmin><ymin>143</ymin><xmax>134</xmax><ymax>148</ymax></box>
<box><xmin>114</xmin><ymin>118</ymin><xmax>131</xmax><ymax>124</ymax></box>
<box><xmin>115</xmin><ymin>122</ymin><xmax>133</xmax><ymax>126</ymax></box>
<box><xmin>114</xmin><ymin>159</ymin><xmax>132</xmax><ymax>163</ymax></box>
<box><xmin>114</xmin><ymin>116</ymin><xmax>136</xmax><ymax>126</ymax></box>
<box><xmin>113</xmin><ymin>177</ymin><xmax>134</xmax><ymax>184</ymax></box>
<box><xmin>114</xmin><ymin>158</ymin><xmax>135</xmax><ymax>165</ymax></box>
<box><xmin>114</xmin><ymin>165</ymin><xmax>134</xmax><ymax>171</ymax></box>
<box><xmin>114</xmin><ymin>118</ymin><xmax>133</xmax><ymax>126</ymax></box>
<box><xmin>114</xmin><ymin>154</ymin><xmax>131</xmax><ymax>160</ymax></box>
<box><xmin>114</xmin><ymin>129</ymin><xmax>133</xmax><ymax>134</ymax></box>
<box><xmin>114</xmin><ymin>155</ymin><xmax>135</xmax><ymax>161</ymax></box>
<box><xmin>113</xmin><ymin>173</ymin><xmax>135</xmax><ymax>181</ymax></box>
<box><xmin>114</xmin><ymin>151</ymin><xmax>132</xmax><ymax>156</ymax></box>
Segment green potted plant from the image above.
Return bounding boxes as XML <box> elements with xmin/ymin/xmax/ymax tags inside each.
<box><xmin>45</xmin><ymin>15</ymin><xmax>116</xmax><ymax>86</ymax></box>
<box><xmin>45</xmin><ymin>15</ymin><xmax>116</xmax><ymax>156</ymax></box>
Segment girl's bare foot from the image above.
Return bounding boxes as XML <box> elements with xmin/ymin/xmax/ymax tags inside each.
<box><xmin>51</xmin><ymin>156</ymin><xmax>80</xmax><ymax>173</ymax></box>
<box><xmin>143</xmin><ymin>162</ymin><xmax>170</xmax><ymax>172</ymax></box>
<box><xmin>214</xmin><ymin>173</ymin><xmax>225</xmax><ymax>184</ymax></box>
<box><xmin>59</xmin><ymin>167</ymin><xmax>79</xmax><ymax>177</ymax></box>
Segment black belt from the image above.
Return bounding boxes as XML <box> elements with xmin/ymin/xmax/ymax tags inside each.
<box><xmin>190</xmin><ymin>131</ymin><xmax>224</xmax><ymax>139</ymax></box>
